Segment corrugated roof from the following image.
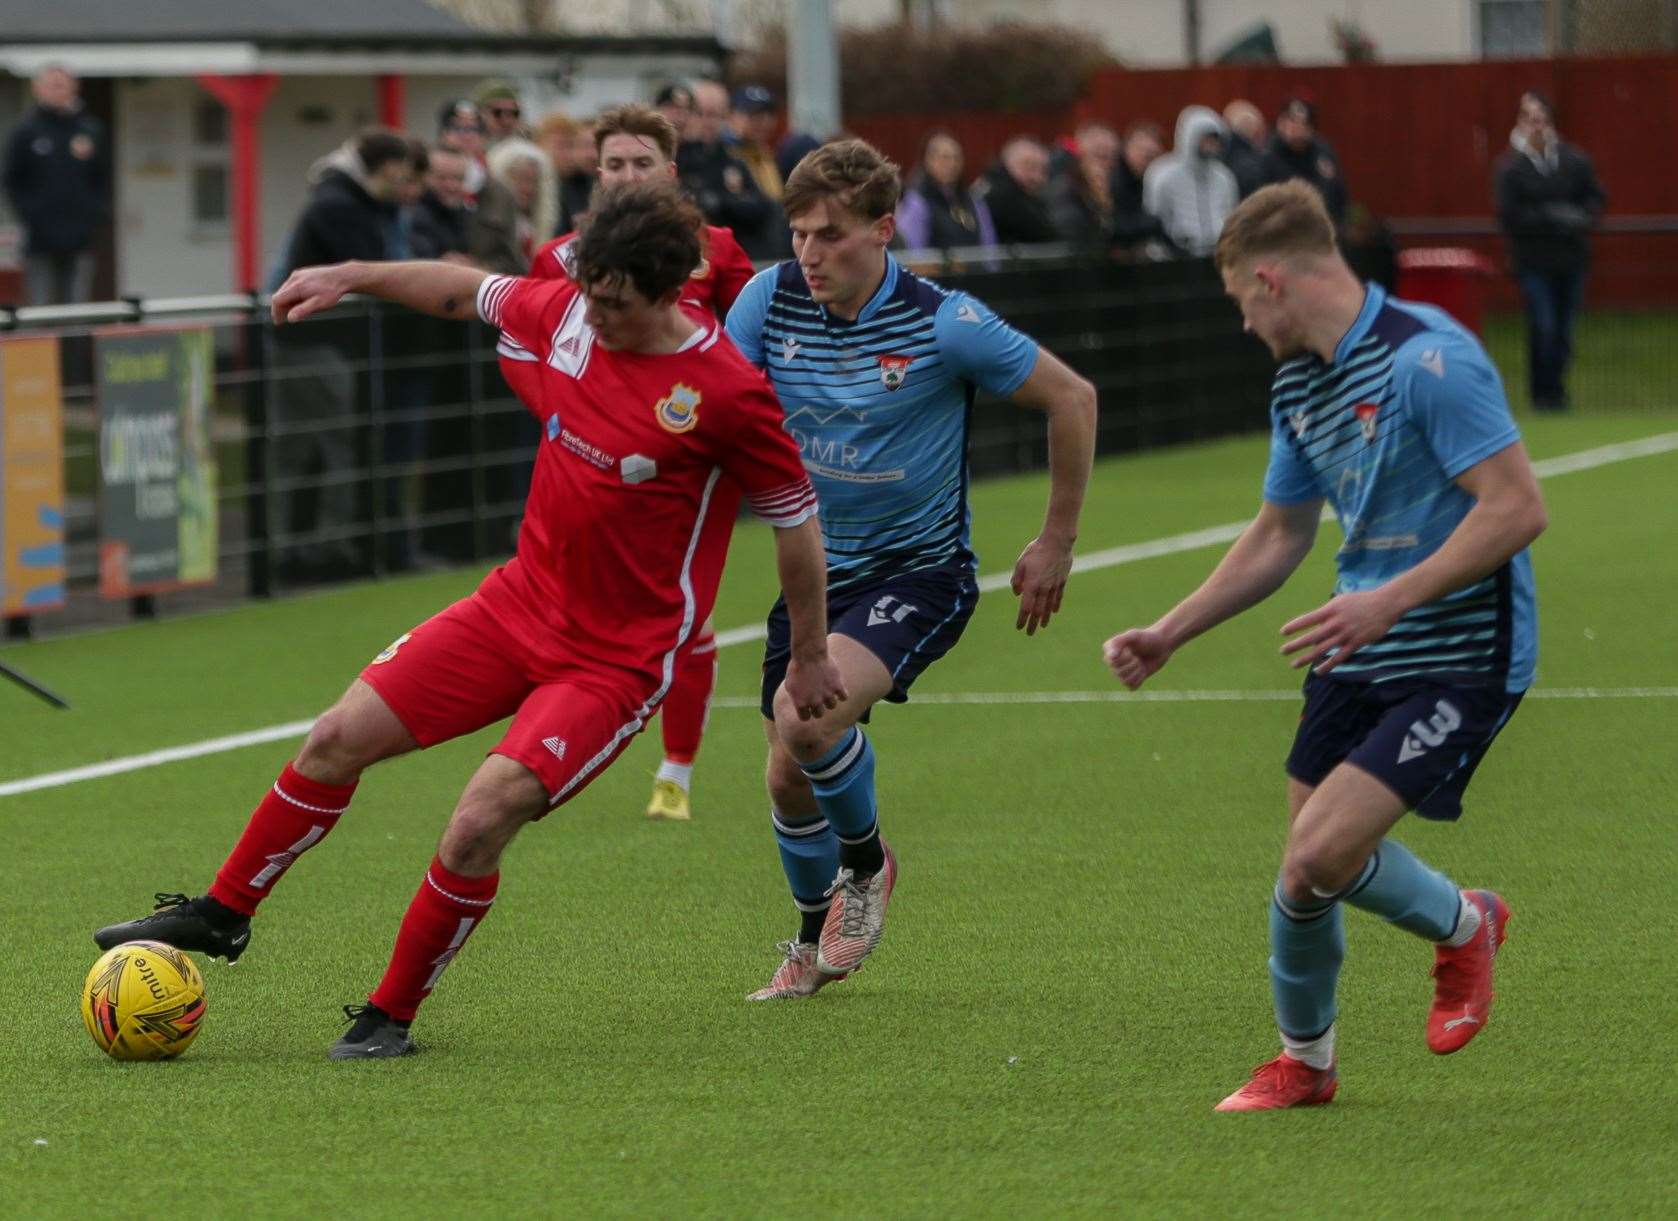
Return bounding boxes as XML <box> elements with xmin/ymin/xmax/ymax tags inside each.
<box><xmin>0</xmin><ymin>0</ymin><xmax>475</xmax><ymax>41</ymax></box>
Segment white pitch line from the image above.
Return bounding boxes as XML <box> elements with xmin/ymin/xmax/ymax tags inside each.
<box><xmin>715</xmin><ymin>431</ymin><xmax>1678</xmax><ymax>644</ymax></box>
<box><xmin>0</xmin><ymin>720</ymin><xmax>315</xmax><ymax>798</ymax></box>
<box><xmin>4</xmin><ymin>431</ymin><xmax>1676</xmax><ymax>800</ymax></box>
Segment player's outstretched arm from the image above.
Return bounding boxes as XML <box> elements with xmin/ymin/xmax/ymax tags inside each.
<box><xmin>1281</xmin><ymin>442</ymin><xmax>1546</xmax><ymax>673</ymax></box>
<box><xmin>1104</xmin><ymin>498</ymin><xmax>1322</xmax><ymax>689</ymax></box>
<box><xmin>272</xmin><ymin>260</ymin><xmax>491</xmax><ymax>325</ymax></box>
<box><xmin>773</xmin><ymin>517</ymin><xmax>847</xmax><ymax>720</ymax></box>
<box><xmin>1005</xmin><ymin>347</ymin><xmax>1098</xmax><ymax>635</ymax></box>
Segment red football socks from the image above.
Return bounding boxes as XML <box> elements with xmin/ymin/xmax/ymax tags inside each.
<box><xmin>208</xmin><ymin>762</ymin><xmax>357</xmax><ymax>916</ymax></box>
<box><xmin>367</xmin><ymin>857</ymin><xmax>498</xmax><ymax>1022</ymax></box>
<box><xmin>661</xmin><ymin>633</ymin><xmax>717</xmax><ymax>765</ymax></box>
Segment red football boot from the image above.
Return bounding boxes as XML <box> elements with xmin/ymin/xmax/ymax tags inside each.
<box><xmin>1428</xmin><ymin>889</ymin><xmax>1511</xmax><ymax>1054</ymax></box>
<box><xmin>1214</xmin><ymin>1053</ymin><xmax>1339</xmax><ymax>1113</ymax></box>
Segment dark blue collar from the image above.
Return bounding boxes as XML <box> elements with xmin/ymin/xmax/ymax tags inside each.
<box><xmin>1332</xmin><ymin>282</ymin><xmax>1385</xmax><ymax>365</ymax></box>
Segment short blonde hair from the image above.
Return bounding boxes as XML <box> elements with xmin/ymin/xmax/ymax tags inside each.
<box><xmin>536</xmin><ymin>112</ymin><xmax>578</xmax><ymax>142</ymax></box>
<box><xmin>1214</xmin><ymin>180</ymin><xmax>1337</xmax><ymax>273</ymax></box>
<box><xmin>783</xmin><ymin>138</ymin><xmax>902</xmax><ymax>222</ymax></box>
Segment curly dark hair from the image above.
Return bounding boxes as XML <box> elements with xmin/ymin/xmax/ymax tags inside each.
<box><xmin>572</xmin><ymin>180</ymin><xmax>702</xmax><ymax>303</ymax></box>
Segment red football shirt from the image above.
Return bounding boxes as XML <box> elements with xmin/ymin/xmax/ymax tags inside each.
<box><xmin>515</xmin><ymin>227</ymin><xmax>756</xmax><ymax>414</ymax></box>
<box><xmin>474</xmin><ymin>273</ymin><xmax>816</xmax><ymax>687</ymax></box>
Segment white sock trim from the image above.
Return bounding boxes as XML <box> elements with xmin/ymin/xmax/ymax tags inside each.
<box><xmin>1280</xmin><ymin>1024</ymin><xmax>1336</xmax><ymax>1070</ymax></box>
<box><xmin>1443</xmin><ymin>892</ymin><xmax>1481</xmax><ymax>947</ymax></box>
<box><xmin>656</xmin><ymin>760</ymin><xmax>693</xmax><ymax>790</ymax></box>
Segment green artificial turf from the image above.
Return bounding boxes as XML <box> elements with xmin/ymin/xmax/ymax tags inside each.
<box><xmin>2</xmin><ymin>409</ymin><xmax>1675</xmax><ymax>1217</ymax></box>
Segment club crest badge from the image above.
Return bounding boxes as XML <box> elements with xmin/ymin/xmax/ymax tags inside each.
<box><xmin>878</xmin><ymin>354</ymin><xmax>912</xmax><ymax>391</ymax></box>
<box><xmin>372</xmin><ymin>632</ymin><xmax>411</xmax><ymax>665</ymax></box>
<box><xmin>782</xmin><ymin>336</ymin><xmax>799</xmax><ymax>363</ymax></box>
<box><xmin>1353</xmin><ymin>401</ymin><xmax>1380</xmax><ymax>444</ymax></box>
<box><xmin>655</xmin><ymin>383</ymin><xmax>701</xmax><ymax>433</ymax></box>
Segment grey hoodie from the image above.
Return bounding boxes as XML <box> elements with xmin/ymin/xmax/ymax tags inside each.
<box><xmin>1142</xmin><ymin>105</ymin><xmax>1239</xmax><ymax>257</ymax></box>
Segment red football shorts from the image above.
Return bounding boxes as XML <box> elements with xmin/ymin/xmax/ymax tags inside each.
<box><xmin>358</xmin><ymin>594</ymin><xmax>661</xmax><ymax>811</ymax></box>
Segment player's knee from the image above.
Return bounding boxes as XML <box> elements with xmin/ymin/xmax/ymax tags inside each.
<box><xmin>1280</xmin><ymin>839</ymin><xmax>1356</xmax><ymax>903</ymax></box>
<box><xmin>765</xmin><ymin>750</ymin><xmax>811</xmax><ymax>810</ymax></box>
<box><xmin>439</xmin><ymin>764</ymin><xmax>546</xmax><ymax>874</ymax></box>
<box><xmin>770</xmin><ymin>689</ymin><xmax>845</xmax><ymax>762</ymax></box>
<box><xmin>296</xmin><ymin>707</ymin><xmax>374</xmax><ymax>783</ymax></box>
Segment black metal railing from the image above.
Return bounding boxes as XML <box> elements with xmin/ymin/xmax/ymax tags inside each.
<box><xmin>9</xmin><ymin>238</ymin><xmax>1671</xmax><ymax>638</ymax></box>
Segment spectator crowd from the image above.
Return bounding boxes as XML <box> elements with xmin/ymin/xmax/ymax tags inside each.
<box><xmin>259</xmin><ymin>80</ymin><xmax>1365</xmax><ymax>294</ymax></box>
<box><xmin>1</xmin><ymin>66</ymin><xmax>1602</xmax><ymax>582</ymax></box>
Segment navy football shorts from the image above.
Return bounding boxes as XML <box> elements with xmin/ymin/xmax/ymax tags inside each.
<box><xmin>760</xmin><ymin>562</ymin><xmax>979</xmax><ymax>719</ymax></box>
<box><xmin>1286</xmin><ymin>670</ymin><xmax>1524</xmax><ymax>821</ymax></box>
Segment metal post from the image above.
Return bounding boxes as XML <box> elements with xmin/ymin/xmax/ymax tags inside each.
<box><xmin>245</xmin><ymin>303</ymin><xmax>272</xmax><ymax>597</ymax></box>
<box><xmin>788</xmin><ymin>0</ymin><xmax>841</xmax><ymax>140</ymax></box>
<box><xmin>366</xmin><ymin>303</ymin><xmax>386</xmax><ymax>578</ymax></box>
<box><xmin>465</xmin><ymin>320</ymin><xmax>487</xmax><ymax>562</ymax></box>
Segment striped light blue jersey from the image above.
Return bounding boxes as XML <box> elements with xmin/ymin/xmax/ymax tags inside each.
<box><xmin>726</xmin><ymin>255</ymin><xmax>1038</xmax><ymax>592</ymax></box>
<box><xmin>1263</xmin><ymin>284</ymin><xmax>1536</xmax><ymax>692</ymax></box>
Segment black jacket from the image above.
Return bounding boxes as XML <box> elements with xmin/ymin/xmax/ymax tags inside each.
<box><xmin>279</xmin><ymin>168</ymin><xmax>396</xmax><ymax>278</ymax></box>
<box><xmin>1494</xmin><ymin>141</ymin><xmax>1606</xmax><ymax>275</ymax></box>
<box><xmin>408</xmin><ymin>191</ymin><xmax>470</xmax><ymax>261</ymax></box>
<box><xmin>2</xmin><ymin>104</ymin><xmax>109</xmax><ymax>254</ymax></box>
<box><xmin>973</xmin><ymin>163</ymin><xmax>1058</xmax><ymax>245</ymax></box>
<box><xmin>556</xmin><ymin>171</ymin><xmax>593</xmax><ymax>237</ymax></box>
<box><xmin>1222</xmin><ymin>132</ymin><xmax>1269</xmax><ymax>199</ymax></box>
<box><xmin>1109</xmin><ymin>157</ymin><xmax>1169</xmax><ymax>249</ymax></box>
<box><xmin>676</xmin><ymin>139</ymin><xmax>776</xmax><ymax>259</ymax></box>
<box><xmin>1262</xmin><ymin>135</ymin><xmax>1348</xmax><ymax>225</ymax></box>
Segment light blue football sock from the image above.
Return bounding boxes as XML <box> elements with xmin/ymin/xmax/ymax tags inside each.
<box><xmin>770</xmin><ymin>808</ymin><xmax>840</xmax><ymax>913</ymax></box>
<box><xmin>797</xmin><ymin>726</ymin><xmax>878</xmax><ymax>842</ymax></box>
<box><xmin>1341</xmin><ymin>838</ymin><xmax>1461</xmax><ymax>941</ymax></box>
<box><xmin>1269</xmin><ymin>885</ymin><xmax>1345</xmax><ymax>1041</ymax></box>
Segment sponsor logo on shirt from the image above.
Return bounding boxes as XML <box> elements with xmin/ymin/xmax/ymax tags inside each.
<box><xmin>546</xmin><ymin>413</ymin><xmax>561</xmax><ymax>442</ymax></box>
<box><xmin>1354</xmin><ymin>401</ymin><xmax>1379</xmax><ymax>444</ymax></box>
<box><xmin>559</xmin><ymin>427</ymin><xmax>615</xmax><ymax>470</ymax></box>
<box><xmin>878</xmin><ymin>354</ymin><xmax>912</xmax><ymax>391</ymax></box>
<box><xmin>655</xmin><ymin>383</ymin><xmax>701</xmax><ymax>433</ymax></box>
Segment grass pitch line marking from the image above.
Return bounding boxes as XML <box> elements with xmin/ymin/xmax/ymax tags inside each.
<box><xmin>4</xmin><ymin>432</ymin><xmax>1675</xmax><ymax>800</ymax></box>
<box><xmin>714</xmin><ymin>431</ymin><xmax>1678</xmax><ymax>648</ymax></box>
<box><xmin>0</xmin><ymin>720</ymin><xmax>315</xmax><ymax>798</ymax></box>
<box><xmin>710</xmin><ymin>687</ymin><xmax>1678</xmax><ymax>709</ymax></box>
<box><xmin>1528</xmin><ymin>431</ymin><xmax>1678</xmax><ymax>477</ymax></box>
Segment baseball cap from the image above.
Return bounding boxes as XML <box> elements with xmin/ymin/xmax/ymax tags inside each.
<box><xmin>732</xmin><ymin>84</ymin><xmax>775</xmax><ymax>114</ymax></box>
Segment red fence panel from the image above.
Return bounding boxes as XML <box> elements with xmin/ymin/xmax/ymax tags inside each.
<box><xmin>1074</xmin><ymin>56</ymin><xmax>1678</xmax><ymax>220</ymax></box>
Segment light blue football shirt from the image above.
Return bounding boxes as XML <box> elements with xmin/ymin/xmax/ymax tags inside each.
<box><xmin>1263</xmin><ymin>284</ymin><xmax>1537</xmax><ymax>692</ymax></box>
<box><xmin>727</xmin><ymin>255</ymin><xmax>1038</xmax><ymax>592</ymax></box>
